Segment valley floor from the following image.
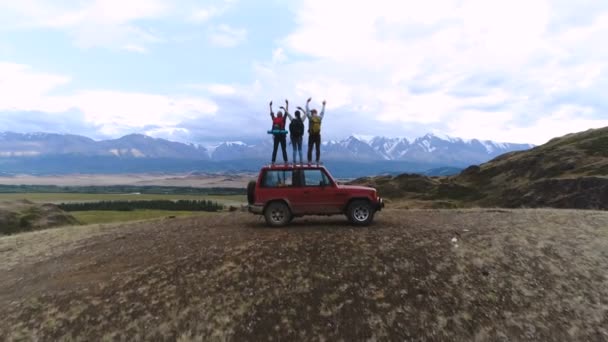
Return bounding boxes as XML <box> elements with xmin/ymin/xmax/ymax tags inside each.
<box><xmin>1</xmin><ymin>209</ymin><xmax>607</xmax><ymax>340</ymax></box>
<box><xmin>0</xmin><ymin>173</ymin><xmax>252</xmax><ymax>188</ymax></box>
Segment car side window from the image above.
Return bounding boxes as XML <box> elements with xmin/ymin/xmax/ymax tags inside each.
<box><xmin>262</xmin><ymin>170</ymin><xmax>293</xmax><ymax>188</ymax></box>
<box><xmin>302</xmin><ymin>169</ymin><xmax>330</xmax><ymax>187</ymax></box>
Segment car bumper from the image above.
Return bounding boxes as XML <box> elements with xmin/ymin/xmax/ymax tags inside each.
<box><xmin>248</xmin><ymin>204</ymin><xmax>264</xmax><ymax>214</ymax></box>
<box><xmin>375</xmin><ymin>198</ymin><xmax>385</xmax><ymax>211</ymax></box>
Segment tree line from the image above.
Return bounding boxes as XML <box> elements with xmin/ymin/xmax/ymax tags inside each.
<box><xmin>58</xmin><ymin>200</ymin><xmax>224</xmax><ymax>212</ymax></box>
<box><xmin>0</xmin><ymin>185</ymin><xmax>245</xmax><ymax>195</ymax></box>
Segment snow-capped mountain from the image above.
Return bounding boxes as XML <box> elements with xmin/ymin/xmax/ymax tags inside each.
<box><xmin>211</xmin><ymin>141</ymin><xmax>268</xmax><ymax>161</ymax></box>
<box><xmin>0</xmin><ymin>132</ymin><xmax>97</xmax><ymax>157</ymax></box>
<box><xmin>0</xmin><ymin>132</ymin><xmax>533</xmax><ymax>167</ymax></box>
<box><xmin>0</xmin><ymin>132</ymin><xmax>210</xmax><ymax>160</ymax></box>
<box><xmin>207</xmin><ymin>133</ymin><xmax>532</xmax><ymax>166</ymax></box>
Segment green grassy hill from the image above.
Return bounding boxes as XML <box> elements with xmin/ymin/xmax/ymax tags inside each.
<box><xmin>353</xmin><ymin>127</ymin><xmax>608</xmax><ymax>209</ymax></box>
<box><xmin>0</xmin><ymin>200</ymin><xmax>78</xmax><ymax>235</ymax></box>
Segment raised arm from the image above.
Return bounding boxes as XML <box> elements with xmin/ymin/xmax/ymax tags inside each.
<box><xmin>269</xmin><ymin>101</ymin><xmax>275</xmax><ymax>119</ymax></box>
<box><xmin>296</xmin><ymin>106</ymin><xmax>307</xmax><ymax>123</ymax></box>
<box><xmin>280</xmin><ymin>107</ymin><xmax>293</xmax><ymax>120</ymax></box>
<box><xmin>281</xmin><ymin>99</ymin><xmax>293</xmax><ymax>120</ymax></box>
<box><xmin>320</xmin><ymin>100</ymin><xmax>326</xmax><ymax>119</ymax></box>
<box><xmin>305</xmin><ymin>97</ymin><xmax>312</xmax><ymax>119</ymax></box>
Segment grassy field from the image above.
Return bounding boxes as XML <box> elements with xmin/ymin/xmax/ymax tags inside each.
<box><xmin>0</xmin><ymin>193</ymin><xmax>247</xmax><ymax>206</ymax></box>
<box><xmin>71</xmin><ymin>210</ymin><xmax>212</xmax><ymax>225</ymax></box>
<box><xmin>1</xmin><ymin>209</ymin><xmax>608</xmax><ymax>340</ymax></box>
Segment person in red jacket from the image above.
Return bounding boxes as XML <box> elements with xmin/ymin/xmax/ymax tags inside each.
<box><xmin>269</xmin><ymin>100</ymin><xmax>288</xmax><ymax>165</ymax></box>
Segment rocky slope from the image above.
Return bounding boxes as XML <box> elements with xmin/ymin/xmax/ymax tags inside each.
<box><xmin>353</xmin><ymin>127</ymin><xmax>608</xmax><ymax>209</ymax></box>
<box><xmin>2</xmin><ymin>210</ymin><xmax>607</xmax><ymax>340</ymax></box>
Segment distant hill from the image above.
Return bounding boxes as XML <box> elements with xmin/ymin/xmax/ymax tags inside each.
<box><xmin>0</xmin><ymin>200</ymin><xmax>78</xmax><ymax>235</ymax></box>
<box><xmin>0</xmin><ymin>131</ymin><xmax>532</xmax><ymax>177</ymax></box>
<box><xmin>352</xmin><ymin>127</ymin><xmax>608</xmax><ymax>209</ymax></box>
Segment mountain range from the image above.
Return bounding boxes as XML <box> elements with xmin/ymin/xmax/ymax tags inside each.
<box><xmin>0</xmin><ymin>132</ymin><xmax>533</xmax><ymax>177</ymax></box>
<box><xmin>0</xmin><ymin>132</ymin><xmax>532</xmax><ymax>165</ymax></box>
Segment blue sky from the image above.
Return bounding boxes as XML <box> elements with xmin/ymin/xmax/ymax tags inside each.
<box><xmin>1</xmin><ymin>0</ymin><xmax>607</xmax><ymax>146</ymax></box>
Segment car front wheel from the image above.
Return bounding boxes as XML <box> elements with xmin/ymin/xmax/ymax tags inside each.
<box><xmin>346</xmin><ymin>200</ymin><xmax>374</xmax><ymax>226</ymax></box>
<box><xmin>264</xmin><ymin>202</ymin><xmax>292</xmax><ymax>227</ymax></box>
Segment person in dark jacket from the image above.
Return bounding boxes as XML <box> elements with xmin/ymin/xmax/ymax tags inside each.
<box><xmin>282</xmin><ymin>99</ymin><xmax>306</xmax><ymax>165</ymax></box>
<box><xmin>289</xmin><ymin>110</ymin><xmax>306</xmax><ymax>165</ymax></box>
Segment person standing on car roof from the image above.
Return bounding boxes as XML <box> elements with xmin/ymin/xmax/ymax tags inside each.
<box><xmin>269</xmin><ymin>100</ymin><xmax>288</xmax><ymax>165</ymax></box>
<box><xmin>298</xmin><ymin>97</ymin><xmax>326</xmax><ymax>165</ymax></box>
<box><xmin>285</xmin><ymin>100</ymin><xmax>306</xmax><ymax>165</ymax></box>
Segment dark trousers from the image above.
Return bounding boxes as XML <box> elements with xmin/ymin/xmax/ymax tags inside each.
<box><xmin>307</xmin><ymin>134</ymin><xmax>321</xmax><ymax>162</ymax></box>
<box><xmin>272</xmin><ymin>134</ymin><xmax>288</xmax><ymax>163</ymax></box>
<box><xmin>291</xmin><ymin>135</ymin><xmax>303</xmax><ymax>163</ymax></box>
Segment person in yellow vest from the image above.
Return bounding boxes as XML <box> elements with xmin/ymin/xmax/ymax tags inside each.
<box><xmin>298</xmin><ymin>97</ymin><xmax>326</xmax><ymax>165</ymax></box>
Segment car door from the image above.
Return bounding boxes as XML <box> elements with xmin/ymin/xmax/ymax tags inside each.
<box><xmin>259</xmin><ymin>168</ymin><xmax>299</xmax><ymax>210</ymax></box>
<box><xmin>300</xmin><ymin>168</ymin><xmax>343</xmax><ymax>214</ymax></box>
<box><xmin>320</xmin><ymin>168</ymin><xmax>349</xmax><ymax>213</ymax></box>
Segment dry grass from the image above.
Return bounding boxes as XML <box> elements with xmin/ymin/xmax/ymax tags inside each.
<box><xmin>0</xmin><ymin>193</ymin><xmax>247</xmax><ymax>206</ymax></box>
<box><xmin>0</xmin><ymin>222</ymin><xmax>122</xmax><ymax>272</ymax></box>
<box><xmin>1</xmin><ymin>209</ymin><xmax>608</xmax><ymax>341</ymax></box>
<box><xmin>0</xmin><ymin>173</ymin><xmax>252</xmax><ymax>187</ymax></box>
<box><xmin>70</xmin><ymin>210</ymin><xmax>211</xmax><ymax>225</ymax></box>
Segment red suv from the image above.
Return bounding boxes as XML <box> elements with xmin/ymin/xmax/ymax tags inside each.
<box><xmin>247</xmin><ymin>164</ymin><xmax>384</xmax><ymax>226</ymax></box>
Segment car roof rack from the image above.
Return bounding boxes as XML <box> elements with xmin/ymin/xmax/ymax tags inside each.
<box><xmin>266</xmin><ymin>163</ymin><xmax>324</xmax><ymax>169</ymax></box>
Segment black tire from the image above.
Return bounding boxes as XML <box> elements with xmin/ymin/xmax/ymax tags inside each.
<box><xmin>247</xmin><ymin>181</ymin><xmax>256</xmax><ymax>205</ymax></box>
<box><xmin>346</xmin><ymin>200</ymin><xmax>374</xmax><ymax>226</ymax></box>
<box><xmin>264</xmin><ymin>202</ymin><xmax>292</xmax><ymax>227</ymax></box>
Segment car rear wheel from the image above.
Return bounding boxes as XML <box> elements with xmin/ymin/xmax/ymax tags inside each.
<box><xmin>264</xmin><ymin>202</ymin><xmax>292</xmax><ymax>227</ymax></box>
<box><xmin>346</xmin><ymin>200</ymin><xmax>374</xmax><ymax>226</ymax></box>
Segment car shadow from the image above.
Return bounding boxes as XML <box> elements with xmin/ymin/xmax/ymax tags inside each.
<box><xmin>244</xmin><ymin>215</ymin><xmax>384</xmax><ymax>230</ymax></box>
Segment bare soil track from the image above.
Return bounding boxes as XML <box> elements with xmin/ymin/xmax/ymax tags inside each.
<box><xmin>1</xmin><ymin>209</ymin><xmax>608</xmax><ymax>341</ymax></box>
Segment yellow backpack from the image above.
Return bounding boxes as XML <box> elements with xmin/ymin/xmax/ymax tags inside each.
<box><xmin>309</xmin><ymin>116</ymin><xmax>322</xmax><ymax>134</ymax></box>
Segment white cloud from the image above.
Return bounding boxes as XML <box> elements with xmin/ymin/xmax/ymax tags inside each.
<box><xmin>2</xmin><ymin>0</ymin><xmax>608</xmax><ymax>146</ymax></box>
<box><xmin>263</xmin><ymin>0</ymin><xmax>608</xmax><ymax>144</ymax></box>
<box><xmin>123</xmin><ymin>44</ymin><xmax>148</xmax><ymax>53</ymax></box>
<box><xmin>461</xmin><ymin>106</ymin><xmax>608</xmax><ymax>144</ymax></box>
<box><xmin>272</xmin><ymin>47</ymin><xmax>287</xmax><ymax>64</ymax></box>
<box><xmin>206</xmin><ymin>84</ymin><xmax>237</xmax><ymax>96</ymax></box>
<box><xmin>0</xmin><ymin>62</ymin><xmax>72</xmax><ymax>112</ymax></box>
<box><xmin>188</xmin><ymin>0</ymin><xmax>237</xmax><ymax>23</ymax></box>
<box><xmin>0</xmin><ymin>0</ymin><xmax>168</xmax><ymax>51</ymax></box>
<box><xmin>190</xmin><ymin>8</ymin><xmax>216</xmax><ymax>23</ymax></box>
<box><xmin>208</xmin><ymin>24</ymin><xmax>247</xmax><ymax>47</ymax></box>
<box><xmin>0</xmin><ymin>61</ymin><xmax>218</xmax><ymax>136</ymax></box>
<box><xmin>184</xmin><ymin>83</ymin><xmax>239</xmax><ymax>96</ymax></box>
<box><xmin>68</xmin><ymin>90</ymin><xmax>217</xmax><ymax>134</ymax></box>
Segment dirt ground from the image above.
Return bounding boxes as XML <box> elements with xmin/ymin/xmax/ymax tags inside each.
<box><xmin>1</xmin><ymin>209</ymin><xmax>608</xmax><ymax>341</ymax></box>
